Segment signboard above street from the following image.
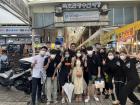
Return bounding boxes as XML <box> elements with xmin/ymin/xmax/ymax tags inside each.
<box><xmin>0</xmin><ymin>26</ymin><xmax>31</xmax><ymax>35</ymax></box>
<box><xmin>64</xmin><ymin>11</ymin><xmax>100</xmax><ymax>22</ymax></box>
<box><xmin>62</xmin><ymin>2</ymin><xmax>101</xmax><ymax>9</ymax></box>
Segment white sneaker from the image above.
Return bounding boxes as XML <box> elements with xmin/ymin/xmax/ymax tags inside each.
<box><xmin>94</xmin><ymin>96</ymin><xmax>99</xmax><ymax>102</ymax></box>
<box><xmin>85</xmin><ymin>96</ymin><xmax>90</xmax><ymax>103</ymax></box>
<box><xmin>61</xmin><ymin>98</ymin><xmax>65</xmax><ymax>104</ymax></box>
<box><xmin>53</xmin><ymin>100</ymin><xmax>58</xmax><ymax>104</ymax></box>
<box><xmin>46</xmin><ymin>102</ymin><xmax>50</xmax><ymax>105</ymax></box>
<box><xmin>112</xmin><ymin>100</ymin><xmax>119</xmax><ymax>104</ymax></box>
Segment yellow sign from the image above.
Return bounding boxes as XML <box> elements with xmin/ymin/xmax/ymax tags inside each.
<box><xmin>117</xmin><ymin>27</ymin><xmax>135</xmax><ymax>42</ymax></box>
<box><xmin>34</xmin><ymin>43</ymin><xmax>41</xmax><ymax>48</ymax></box>
<box><xmin>51</xmin><ymin>43</ymin><xmax>55</xmax><ymax>49</ymax></box>
<box><xmin>133</xmin><ymin>21</ymin><xmax>140</xmax><ymax>31</ymax></box>
<box><xmin>101</xmin><ymin>21</ymin><xmax>140</xmax><ymax>44</ymax></box>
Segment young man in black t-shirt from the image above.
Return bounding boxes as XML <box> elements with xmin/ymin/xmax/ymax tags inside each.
<box><xmin>84</xmin><ymin>46</ymin><xmax>101</xmax><ymax>102</ymax></box>
<box><xmin>44</xmin><ymin>49</ymin><xmax>62</xmax><ymax>105</ymax></box>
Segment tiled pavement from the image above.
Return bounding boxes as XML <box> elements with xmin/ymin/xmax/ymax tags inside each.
<box><xmin>0</xmin><ymin>86</ymin><xmax>139</xmax><ymax>105</ymax></box>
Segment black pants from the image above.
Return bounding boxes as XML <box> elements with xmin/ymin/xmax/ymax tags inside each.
<box><xmin>115</xmin><ymin>82</ymin><xmax>125</xmax><ymax>101</ymax></box>
<box><xmin>119</xmin><ymin>80</ymin><xmax>140</xmax><ymax>105</ymax></box>
<box><xmin>32</xmin><ymin>78</ymin><xmax>42</xmax><ymax>105</ymax></box>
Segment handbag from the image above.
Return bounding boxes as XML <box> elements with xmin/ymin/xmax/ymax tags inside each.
<box><xmin>95</xmin><ymin>79</ymin><xmax>105</xmax><ymax>89</ymax></box>
<box><xmin>76</xmin><ymin>70</ymin><xmax>82</xmax><ymax>78</ymax></box>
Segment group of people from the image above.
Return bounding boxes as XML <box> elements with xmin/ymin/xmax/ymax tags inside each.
<box><xmin>31</xmin><ymin>42</ymin><xmax>140</xmax><ymax>105</ymax></box>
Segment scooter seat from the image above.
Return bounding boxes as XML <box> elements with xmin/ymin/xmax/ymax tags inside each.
<box><xmin>0</xmin><ymin>70</ymin><xmax>13</xmax><ymax>79</ymax></box>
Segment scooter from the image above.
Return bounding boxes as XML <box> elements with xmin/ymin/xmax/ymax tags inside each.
<box><xmin>0</xmin><ymin>68</ymin><xmax>32</xmax><ymax>94</ymax></box>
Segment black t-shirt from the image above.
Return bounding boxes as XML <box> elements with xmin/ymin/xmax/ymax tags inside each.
<box><xmin>44</xmin><ymin>52</ymin><xmax>62</xmax><ymax>77</ymax></box>
<box><xmin>105</xmin><ymin>58</ymin><xmax>126</xmax><ymax>82</ymax></box>
<box><xmin>60</xmin><ymin>57</ymin><xmax>72</xmax><ymax>74</ymax></box>
<box><xmin>87</xmin><ymin>54</ymin><xmax>100</xmax><ymax>76</ymax></box>
<box><xmin>121</xmin><ymin>58</ymin><xmax>140</xmax><ymax>82</ymax></box>
<box><xmin>69</xmin><ymin>49</ymin><xmax>76</xmax><ymax>58</ymax></box>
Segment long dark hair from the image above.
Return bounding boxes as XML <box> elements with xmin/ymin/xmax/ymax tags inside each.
<box><xmin>73</xmin><ymin>55</ymin><xmax>84</xmax><ymax>67</ymax></box>
<box><xmin>63</xmin><ymin>50</ymin><xmax>71</xmax><ymax>62</ymax></box>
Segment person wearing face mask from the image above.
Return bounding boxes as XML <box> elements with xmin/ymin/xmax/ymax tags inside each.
<box><xmin>72</xmin><ymin>50</ymin><xmax>84</xmax><ymax>102</ymax></box>
<box><xmin>119</xmin><ymin>50</ymin><xmax>140</xmax><ymax>105</ymax></box>
<box><xmin>44</xmin><ymin>49</ymin><xmax>61</xmax><ymax>105</ymax></box>
<box><xmin>0</xmin><ymin>50</ymin><xmax>9</xmax><ymax>73</ymax></box>
<box><xmin>98</xmin><ymin>48</ymin><xmax>107</xmax><ymax>95</ymax></box>
<box><xmin>54</xmin><ymin>50</ymin><xmax>72</xmax><ymax>103</ymax></box>
<box><xmin>103</xmin><ymin>50</ymin><xmax>127</xmax><ymax>105</ymax></box>
<box><xmin>69</xmin><ymin>43</ymin><xmax>76</xmax><ymax>58</ymax></box>
<box><xmin>31</xmin><ymin>46</ymin><xmax>47</xmax><ymax>105</ymax></box>
<box><xmin>103</xmin><ymin>51</ymin><xmax>118</xmax><ymax>104</ymax></box>
<box><xmin>84</xmin><ymin>46</ymin><xmax>101</xmax><ymax>103</ymax></box>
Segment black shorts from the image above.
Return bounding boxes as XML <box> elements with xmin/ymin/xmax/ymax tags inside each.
<box><xmin>105</xmin><ymin>82</ymin><xmax>113</xmax><ymax>90</ymax></box>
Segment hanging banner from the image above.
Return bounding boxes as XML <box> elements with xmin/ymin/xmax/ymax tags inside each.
<box><xmin>117</xmin><ymin>27</ymin><xmax>135</xmax><ymax>42</ymax></box>
<box><xmin>133</xmin><ymin>21</ymin><xmax>140</xmax><ymax>31</ymax></box>
<box><xmin>101</xmin><ymin>20</ymin><xmax>140</xmax><ymax>44</ymax></box>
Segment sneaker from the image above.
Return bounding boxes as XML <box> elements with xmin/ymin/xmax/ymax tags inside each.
<box><xmin>61</xmin><ymin>98</ymin><xmax>65</xmax><ymax>104</ymax></box>
<box><xmin>53</xmin><ymin>100</ymin><xmax>58</xmax><ymax>104</ymax></box>
<box><xmin>112</xmin><ymin>100</ymin><xmax>119</xmax><ymax>105</ymax></box>
<box><xmin>94</xmin><ymin>96</ymin><xmax>99</xmax><ymax>102</ymax></box>
<box><xmin>85</xmin><ymin>96</ymin><xmax>90</xmax><ymax>103</ymax></box>
<box><xmin>46</xmin><ymin>102</ymin><xmax>50</xmax><ymax>105</ymax></box>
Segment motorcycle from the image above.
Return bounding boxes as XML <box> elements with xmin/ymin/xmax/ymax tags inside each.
<box><xmin>0</xmin><ymin>57</ymin><xmax>32</xmax><ymax>94</ymax></box>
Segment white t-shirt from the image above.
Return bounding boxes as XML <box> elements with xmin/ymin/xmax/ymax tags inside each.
<box><xmin>32</xmin><ymin>55</ymin><xmax>45</xmax><ymax>78</ymax></box>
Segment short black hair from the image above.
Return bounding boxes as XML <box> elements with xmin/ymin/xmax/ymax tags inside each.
<box><xmin>46</xmin><ymin>41</ymin><xmax>51</xmax><ymax>44</ymax></box>
<box><xmin>86</xmin><ymin>46</ymin><xmax>93</xmax><ymax>51</ymax></box>
<box><xmin>40</xmin><ymin>46</ymin><xmax>48</xmax><ymax>51</ymax></box>
<box><xmin>2</xmin><ymin>49</ymin><xmax>7</xmax><ymax>53</ymax></box>
<box><xmin>115</xmin><ymin>51</ymin><xmax>120</xmax><ymax>55</ymax></box>
<box><xmin>50</xmin><ymin>49</ymin><xmax>57</xmax><ymax>54</ymax></box>
<box><xmin>120</xmin><ymin>50</ymin><xmax>127</xmax><ymax>54</ymax></box>
<box><xmin>95</xmin><ymin>43</ymin><xmax>101</xmax><ymax>46</ymax></box>
<box><xmin>107</xmin><ymin>50</ymin><xmax>114</xmax><ymax>55</ymax></box>
<box><xmin>70</xmin><ymin>43</ymin><xmax>76</xmax><ymax>46</ymax></box>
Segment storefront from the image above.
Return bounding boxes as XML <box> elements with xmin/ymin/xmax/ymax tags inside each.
<box><xmin>100</xmin><ymin>21</ymin><xmax>140</xmax><ymax>54</ymax></box>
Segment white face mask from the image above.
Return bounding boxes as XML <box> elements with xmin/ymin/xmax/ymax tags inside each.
<box><xmin>40</xmin><ymin>50</ymin><xmax>46</xmax><ymax>56</ymax></box>
<box><xmin>50</xmin><ymin>54</ymin><xmax>56</xmax><ymax>59</ymax></box>
<box><xmin>120</xmin><ymin>55</ymin><xmax>126</xmax><ymax>60</ymax></box>
<box><xmin>108</xmin><ymin>55</ymin><xmax>114</xmax><ymax>60</ymax></box>
<box><xmin>76</xmin><ymin>53</ymin><xmax>81</xmax><ymax>57</ymax></box>
<box><xmin>87</xmin><ymin>51</ymin><xmax>93</xmax><ymax>55</ymax></box>
<box><xmin>56</xmin><ymin>45</ymin><xmax>60</xmax><ymax>49</ymax></box>
<box><xmin>65</xmin><ymin>54</ymin><xmax>70</xmax><ymax>58</ymax></box>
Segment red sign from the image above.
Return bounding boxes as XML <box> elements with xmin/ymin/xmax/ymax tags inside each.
<box><xmin>117</xmin><ymin>27</ymin><xmax>135</xmax><ymax>42</ymax></box>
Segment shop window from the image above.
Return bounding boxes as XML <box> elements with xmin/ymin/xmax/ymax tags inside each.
<box><xmin>137</xmin><ymin>6</ymin><xmax>140</xmax><ymax>20</ymax></box>
<box><xmin>124</xmin><ymin>7</ymin><xmax>134</xmax><ymax>24</ymax></box>
<box><xmin>114</xmin><ymin>7</ymin><xmax>123</xmax><ymax>26</ymax></box>
<box><xmin>33</xmin><ymin>13</ymin><xmax>54</xmax><ymax>28</ymax></box>
<box><xmin>108</xmin><ymin>8</ymin><xmax>113</xmax><ymax>26</ymax></box>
